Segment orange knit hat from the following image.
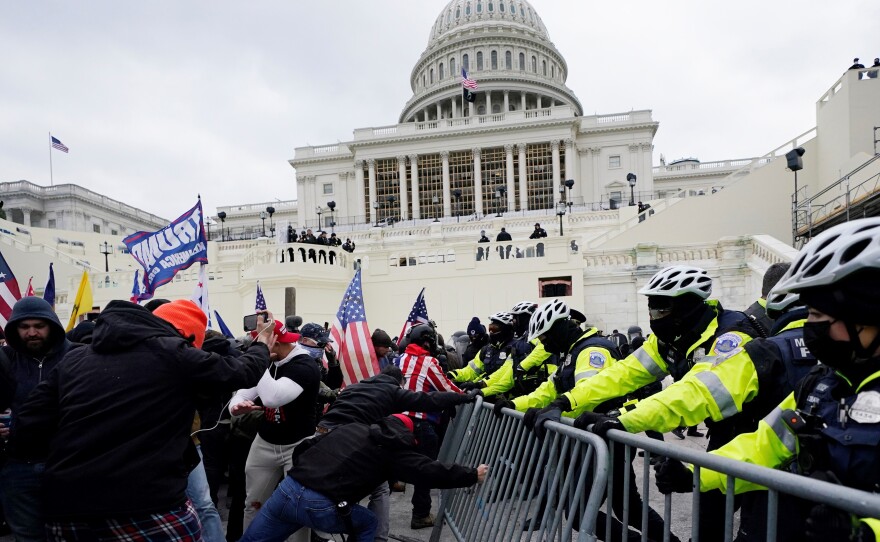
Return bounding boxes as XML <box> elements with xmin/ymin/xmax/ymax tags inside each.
<box><xmin>153</xmin><ymin>299</ymin><xmax>207</xmax><ymax>348</ymax></box>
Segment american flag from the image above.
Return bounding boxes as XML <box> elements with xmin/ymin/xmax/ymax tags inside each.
<box><xmin>51</xmin><ymin>136</ymin><xmax>69</xmax><ymax>153</ymax></box>
<box><xmin>398</xmin><ymin>288</ymin><xmax>430</xmax><ymax>343</ymax></box>
<box><xmin>461</xmin><ymin>68</ymin><xmax>478</xmax><ymax>90</ymax></box>
<box><xmin>190</xmin><ymin>263</ymin><xmax>211</xmax><ymax>328</ymax></box>
<box><xmin>330</xmin><ymin>269</ymin><xmax>380</xmax><ymax>386</ymax></box>
<box><xmin>0</xmin><ymin>250</ymin><xmax>22</xmax><ymax>328</ymax></box>
<box><xmin>255</xmin><ymin>282</ymin><xmax>267</xmax><ymax>311</ymax></box>
<box><xmin>129</xmin><ymin>269</ymin><xmax>142</xmax><ymax>303</ymax></box>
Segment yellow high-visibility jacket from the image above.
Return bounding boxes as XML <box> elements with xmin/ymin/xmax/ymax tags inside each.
<box><xmin>482</xmin><ymin>339</ymin><xmax>556</xmax><ymax>397</ymax></box>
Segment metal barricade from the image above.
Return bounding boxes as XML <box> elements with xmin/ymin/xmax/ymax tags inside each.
<box><xmin>431</xmin><ymin>397</ymin><xmax>609</xmax><ymax>542</ymax></box>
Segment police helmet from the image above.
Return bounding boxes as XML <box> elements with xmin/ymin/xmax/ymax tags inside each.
<box><xmin>528</xmin><ymin>299</ymin><xmax>569</xmax><ymax>342</ymax></box>
<box><xmin>488</xmin><ymin>312</ymin><xmax>516</xmax><ymax>328</ymax></box>
<box><xmin>510</xmin><ymin>301</ymin><xmax>538</xmax><ymax>315</ymax></box>
<box><xmin>638</xmin><ymin>265</ymin><xmax>712</xmax><ymax>299</ymax></box>
<box><xmin>406</xmin><ymin>323</ymin><xmax>437</xmax><ymax>347</ymax></box>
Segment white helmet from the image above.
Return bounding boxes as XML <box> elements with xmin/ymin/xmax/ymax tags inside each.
<box><xmin>488</xmin><ymin>312</ymin><xmax>516</xmax><ymax>328</ymax></box>
<box><xmin>638</xmin><ymin>265</ymin><xmax>712</xmax><ymax>299</ymax></box>
<box><xmin>764</xmin><ymin>290</ymin><xmax>802</xmax><ymax>317</ymax></box>
<box><xmin>510</xmin><ymin>301</ymin><xmax>538</xmax><ymax>315</ymax></box>
<box><xmin>773</xmin><ymin>218</ymin><xmax>880</xmax><ymax>295</ymax></box>
<box><xmin>528</xmin><ymin>299</ymin><xmax>569</xmax><ymax>342</ymax></box>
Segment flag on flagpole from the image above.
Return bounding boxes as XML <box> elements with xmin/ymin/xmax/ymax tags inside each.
<box><xmin>0</xmin><ymin>249</ymin><xmax>22</xmax><ymax>328</ymax></box>
<box><xmin>43</xmin><ymin>263</ymin><xmax>56</xmax><ymax>308</ymax></box>
<box><xmin>329</xmin><ymin>269</ymin><xmax>379</xmax><ymax>386</ymax></box>
<box><xmin>190</xmin><ymin>263</ymin><xmax>211</xmax><ymax>328</ymax></box>
<box><xmin>255</xmin><ymin>282</ymin><xmax>267</xmax><ymax>311</ymax></box>
<box><xmin>214</xmin><ymin>310</ymin><xmax>234</xmax><ymax>339</ymax></box>
<box><xmin>462</xmin><ymin>68</ymin><xmax>478</xmax><ymax>103</ymax></box>
<box><xmin>398</xmin><ymin>288</ymin><xmax>430</xmax><ymax>342</ymax></box>
<box><xmin>51</xmin><ymin>136</ymin><xmax>69</xmax><ymax>153</ymax></box>
<box><xmin>66</xmin><ymin>270</ymin><xmax>93</xmax><ymax>331</ymax></box>
<box><xmin>129</xmin><ymin>270</ymin><xmax>142</xmax><ymax>303</ymax></box>
<box><xmin>25</xmin><ymin>277</ymin><xmax>35</xmax><ymax>297</ymax></box>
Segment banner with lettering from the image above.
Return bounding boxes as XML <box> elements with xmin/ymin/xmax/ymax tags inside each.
<box><xmin>123</xmin><ymin>200</ymin><xmax>208</xmax><ymax>301</ymax></box>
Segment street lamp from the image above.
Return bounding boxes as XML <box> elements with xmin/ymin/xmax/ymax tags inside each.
<box><xmin>327</xmin><ymin>201</ymin><xmax>336</xmax><ymax>232</ymax></box>
<box><xmin>259</xmin><ymin>211</ymin><xmax>268</xmax><ymax>237</ymax></box>
<box><xmin>372</xmin><ymin>201</ymin><xmax>379</xmax><ymax>227</ymax></box>
<box><xmin>99</xmin><ymin>241</ymin><xmax>113</xmax><ymax>272</ymax></box>
<box><xmin>556</xmin><ymin>201</ymin><xmax>567</xmax><ymax>236</ymax></box>
<box><xmin>386</xmin><ymin>195</ymin><xmax>396</xmax><ymax>227</ymax></box>
<box><xmin>564</xmin><ymin>179</ymin><xmax>575</xmax><ymax>213</ymax></box>
<box><xmin>627</xmin><ymin>173</ymin><xmax>637</xmax><ymax>206</ymax></box>
<box><xmin>315</xmin><ymin>206</ymin><xmax>324</xmax><ymax>231</ymax></box>
<box><xmin>266</xmin><ymin>206</ymin><xmax>276</xmax><ymax>236</ymax></box>
<box><xmin>452</xmin><ymin>189</ymin><xmax>462</xmax><ymax>223</ymax></box>
<box><xmin>495</xmin><ymin>186</ymin><xmax>507</xmax><ymax>217</ymax></box>
<box><xmin>431</xmin><ymin>195</ymin><xmax>440</xmax><ymax>222</ymax></box>
<box><xmin>217</xmin><ymin>211</ymin><xmax>226</xmax><ymax>241</ymax></box>
<box><xmin>205</xmin><ymin>217</ymin><xmax>215</xmax><ymax>241</ymax></box>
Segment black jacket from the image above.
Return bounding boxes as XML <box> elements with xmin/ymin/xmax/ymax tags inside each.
<box><xmin>11</xmin><ymin>300</ymin><xmax>271</xmax><ymax>519</ymax></box>
<box><xmin>318</xmin><ymin>373</ymin><xmax>468</xmax><ymax>429</ymax></box>
<box><xmin>292</xmin><ymin>417</ymin><xmax>477</xmax><ymax>504</ymax></box>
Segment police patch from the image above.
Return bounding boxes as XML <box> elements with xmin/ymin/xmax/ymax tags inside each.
<box><xmin>712</xmin><ymin>333</ymin><xmax>742</xmax><ymax>354</ymax></box>
<box><xmin>850</xmin><ymin>391</ymin><xmax>880</xmax><ymax>424</ymax></box>
<box><xmin>499</xmin><ymin>352</ymin><xmax>508</xmax><ymax>361</ymax></box>
<box><xmin>709</xmin><ymin>347</ymin><xmax>743</xmax><ymax>367</ymax></box>
<box><xmin>589</xmin><ymin>351</ymin><xmax>606</xmax><ymax>368</ymax></box>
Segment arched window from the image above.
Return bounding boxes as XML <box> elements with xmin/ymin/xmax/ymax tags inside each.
<box><xmin>510</xmin><ymin>2</ymin><xmax>516</xmax><ymax>14</ymax></box>
<box><xmin>531</xmin><ymin>56</ymin><xmax>537</xmax><ymax>72</ymax></box>
<box><xmin>551</xmin><ymin>64</ymin><xmax>555</xmax><ymax>78</ymax></box>
<box><xmin>422</xmin><ymin>75</ymin><xmax>426</xmax><ymax>87</ymax></box>
<box><xmin>455</xmin><ymin>7</ymin><xmax>460</xmax><ymax>18</ymax></box>
<box><xmin>491</xmin><ymin>50</ymin><xmax>497</xmax><ymax>70</ymax></box>
<box><xmin>505</xmin><ymin>50</ymin><xmax>512</xmax><ymax>69</ymax></box>
<box><xmin>478</xmin><ymin>105</ymin><xmax>486</xmax><ymax>115</ymax></box>
<box><xmin>476</xmin><ymin>51</ymin><xmax>483</xmax><ymax>70</ymax></box>
<box><xmin>430</xmin><ymin>68</ymin><xmax>434</xmax><ymax>84</ymax></box>
<box><xmin>492</xmin><ymin>104</ymin><xmax>501</xmax><ymax>114</ymax></box>
<box><xmin>465</xmin><ymin>2</ymin><xmax>471</xmax><ymax>16</ymax></box>
<box><xmin>488</xmin><ymin>1</ymin><xmax>494</xmax><ymax>12</ymax></box>
<box><xmin>519</xmin><ymin>52</ymin><xmax>525</xmax><ymax>70</ymax></box>
<box><xmin>477</xmin><ymin>1</ymin><xmax>482</xmax><ymax>13</ymax></box>
<box><xmin>499</xmin><ymin>1</ymin><xmax>505</xmax><ymax>12</ymax></box>
<box><xmin>451</xmin><ymin>57</ymin><xmax>457</xmax><ymax>75</ymax></box>
<box><xmin>463</xmin><ymin>54</ymin><xmax>469</xmax><ymax>72</ymax></box>
<box><xmin>542</xmin><ymin>60</ymin><xmax>547</xmax><ymax>76</ymax></box>
<box><xmin>439</xmin><ymin>62</ymin><xmax>445</xmax><ymax>79</ymax></box>
<box><xmin>446</xmin><ymin>10</ymin><xmax>452</xmax><ymax>24</ymax></box>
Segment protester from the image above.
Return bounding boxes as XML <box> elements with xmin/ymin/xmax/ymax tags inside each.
<box><xmin>462</xmin><ymin>317</ymin><xmax>488</xmax><ymax>364</ymax></box>
<box><xmin>371</xmin><ymin>328</ymin><xmax>396</xmax><ymax>369</ymax></box>
<box><xmin>478</xmin><ymin>230</ymin><xmax>490</xmax><ymax>243</ymax></box>
<box><xmin>496</xmin><ymin>227</ymin><xmax>512</xmax><ymax>241</ymax></box>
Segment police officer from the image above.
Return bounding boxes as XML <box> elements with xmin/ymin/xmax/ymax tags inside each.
<box><xmin>449</xmin><ymin>313</ymin><xmax>522</xmax><ymax>387</ymax></box>
<box><xmin>655</xmin><ymin>218</ymin><xmax>880</xmax><ymax>541</ymax></box>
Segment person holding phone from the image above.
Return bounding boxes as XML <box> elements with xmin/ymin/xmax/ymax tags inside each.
<box><xmin>230</xmin><ymin>321</ymin><xmax>325</xmax><ymax>532</ymax></box>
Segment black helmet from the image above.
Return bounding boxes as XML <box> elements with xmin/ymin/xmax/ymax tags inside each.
<box><xmin>627</xmin><ymin>325</ymin><xmax>643</xmax><ymax>337</ymax></box>
<box><xmin>407</xmin><ymin>323</ymin><xmax>437</xmax><ymax>349</ymax></box>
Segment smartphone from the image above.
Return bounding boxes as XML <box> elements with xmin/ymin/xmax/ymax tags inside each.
<box><xmin>243</xmin><ymin>312</ymin><xmax>269</xmax><ymax>332</ymax></box>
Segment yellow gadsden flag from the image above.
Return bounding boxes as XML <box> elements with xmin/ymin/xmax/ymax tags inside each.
<box><xmin>66</xmin><ymin>270</ymin><xmax>93</xmax><ymax>331</ymax></box>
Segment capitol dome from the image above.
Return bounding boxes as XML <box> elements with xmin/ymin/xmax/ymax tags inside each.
<box><xmin>400</xmin><ymin>0</ymin><xmax>582</xmax><ymax>123</ymax></box>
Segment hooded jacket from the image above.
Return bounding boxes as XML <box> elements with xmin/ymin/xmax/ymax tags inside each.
<box><xmin>318</xmin><ymin>372</ymin><xmax>469</xmax><ymax>429</ymax></box>
<box><xmin>1</xmin><ymin>296</ymin><xmax>77</xmax><ymax>433</ymax></box>
<box><xmin>291</xmin><ymin>416</ymin><xmax>478</xmax><ymax>504</ymax></box>
<box><xmin>10</xmin><ymin>300</ymin><xmax>271</xmax><ymax>519</ymax></box>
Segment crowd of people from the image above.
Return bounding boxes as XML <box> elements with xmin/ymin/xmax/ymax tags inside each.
<box><xmin>1</xmin><ymin>217</ymin><xmax>878</xmax><ymax>541</ymax></box>
<box><xmin>285</xmin><ymin>226</ymin><xmax>355</xmax><ymax>253</ymax></box>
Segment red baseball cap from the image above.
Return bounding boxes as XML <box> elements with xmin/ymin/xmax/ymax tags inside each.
<box><xmin>391</xmin><ymin>414</ymin><xmax>414</xmax><ymax>433</ymax></box>
<box><xmin>250</xmin><ymin>320</ymin><xmax>300</xmax><ymax>344</ymax></box>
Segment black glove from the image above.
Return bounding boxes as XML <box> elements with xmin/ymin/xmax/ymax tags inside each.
<box><xmin>324</xmin><ymin>346</ymin><xmax>338</xmax><ymax>367</ymax></box>
<box><xmin>572</xmin><ymin>411</ymin><xmax>623</xmax><ymax>438</ymax></box>
<box><xmin>573</xmin><ymin>411</ymin><xmax>606</xmax><ymax>431</ymax></box>
<box><xmin>466</xmin><ymin>388</ymin><xmax>483</xmax><ymax>398</ymax></box>
<box><xmin>459</xmin><ymin>381</ymin><xmax>479</xmax><ymax>391</ymax></box>
<box><xmin>653</xmin><ymin>459</ymin><xmax>694</xmax><ymax>494</ymax></box>
<box><xmin>805</xmin><ymin>504</ymin><xmax>873</xmax><ymax>542</ymax></box>
<box><xmin>493</xmin><ymin>399</ymin><xmax>515</xmax><ymax>419</ymax></box>
<box><xmin>533</xmin><ymin>406</ymin><xmax>562</xmax><ymax>440</ymax></box>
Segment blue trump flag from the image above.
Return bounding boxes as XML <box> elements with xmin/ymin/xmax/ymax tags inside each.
<box><xmin>213</xmin><ymin>310</ymin><xmax>235</xmax><ymax>338</ymax></box>
<box><xmin>43</xmin><ymin>263</ymin><xmax>56</xmax><ymax>308</ymax></box>
<box><xmin>123</xmin><ymin>200</ymin><xmax>208</xmax><ymax>301</ymax></box>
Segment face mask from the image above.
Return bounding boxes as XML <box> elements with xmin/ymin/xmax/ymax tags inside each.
<box><xmin>300</xmin><ymin>344</ymin><xmax>325</xmax><ymax>360</ymax></box>
<box><xmin>802</xmin><ymin>320</ymin><xmax>855</xmax><ymax>369</ymax></box>
<box><xmin>649</xmin><ymin>316</ymin><xmax>680</xmax><ymax>344</ymax></box>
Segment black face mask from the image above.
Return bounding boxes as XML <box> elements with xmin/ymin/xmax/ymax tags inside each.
<box><xmin>489</xmin><ymin>326</ymin><xmax>513</xmax><ymax>347</ymax></box>
<box><xmin>649</xmin><ymin>316</ymin><xmax>680</xmax><ymax>344</ymax></box>
<box><xmin>802</xmin><ymin>321</ymin><xmax>852</xmax><ymax>369</ymax></box>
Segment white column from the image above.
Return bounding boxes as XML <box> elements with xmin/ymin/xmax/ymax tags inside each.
<box><xmin>367</xmin><ymin>159</ymin><xmax>377</xmax><ymax>224</ymax></box>
<box><xmin>504</xmin><ymin>144</ymin><xmax>515</xmax><ymax>211</ymax></box>
<box><xmin>307</xmin><ymin>176</ymin><xmax>318</xmax><ymax>225</ymax></box>
<box><xmin>354</xmin><ymin>161</ymin><xmax>366</xmax><ymax>223</ymax></box>
<box><xmin>564</xmin><ymin>138</ymin><xmax>574</xmax><ymax>201</ymax></box>
<box><xmin>472</xmin><ymin>147</ymin><xmax>482</xmax><ymax>217</ymax></box>
<box><xmin>22</xmin><ymin>209</ymin><xmax>31</xmax><ymax>227</ymax></box>
<box><xmin>503</xmin><ymin>91</ymin><xmax>510</xmax><ymax>113</ymax></box>
<box><xmin>537</xmin><ymin>95</ymin><xmax>542</xmax><ymax>109</ymax></box>
<box><xmin>518</xmin><ymin>143</ymin><xmax>528</xmax><ymax>211</ymax></box>
<box><xmin>591</xmin><ymin>147</ymin><xmax>602</xmax><ymax>204</ymax></box>
<box><xmin>551</xmin><ymin>140</ymin><xmax>561</xmax><ymax>205</ymax></box>
<box><xmin>641</xmin><ymin>142</ymin><xmax>653</xmax><ymax>197</ymax></box>
<box><xmin>451</xmin><ymin>97</ymin><xmax>458</xmax><ymax>119</ymax></box>
<box><xmin>486</xmin><ymin>91</ymin><xmax>492</xmax><ymax>115</ymax></box>
<box><xmin>441</xmin><ymin>151</ymin><xmax>451</xmax><ymax>217</ymax></box>
<box><xmin>397</xmin><ymin>156</ymin><xmax>409</xmax><ymax>221</ymax></box>
<box><xmin>409</xmin><ymin>154</ymin><xmax>420</xmax><ymax>219</ymax></box>
<box><xmin>469</xmin><ymin>99</ymin><xmax>475</xmax><ymax>117</ymax></box>
<box><xmin>436</xmin><ymin>103</ymin><xmax>442</xmax><ymax>120</ymax></box>
<box><xmin>521</xmin><ymin>93</ymin><xmax>526</xmax><ymax>110</ymax></box>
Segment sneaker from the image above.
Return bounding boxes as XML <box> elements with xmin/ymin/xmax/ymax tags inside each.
<box><xmin>671</xmin><ymin>427</ymin><xmax>686</xmax><ymax>440</ymax></box>
<box><xmin>411</xmin><ymin>514</ymin><xmax>435</xmax><ymax>529</ymax></box>
<box><xmin>390</xmin><ymin>481</ymin><xmax>406</xmax><ymax>492</ymax></box>
<box><xmin>687</xmin><ymin>427</ymin><xmax>705</xmax><ymax>437</ymax></box>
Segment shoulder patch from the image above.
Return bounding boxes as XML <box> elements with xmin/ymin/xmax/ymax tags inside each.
<box><xmin>708</xmin><ymin>347</ymin><xmax>743</xmax><ymax>367</ymax></box>
<box><xmin>850</xmin><ymin>391</ymin><xmax>880</xmax><ymax>424</ymax></box>
<box><xmin>712</xmin><ymin>333</ymin><xmax>743</xmax><ymax>355</ymax></box>
<box><xmin>499</xmin><ymin>352</ymin><xmax>508</xmax><ymax>360</ymax></box>
<box><xmin>589</xmin><ymin>351</ymin><xmax>607</xmax><ymax>368</ymax></box>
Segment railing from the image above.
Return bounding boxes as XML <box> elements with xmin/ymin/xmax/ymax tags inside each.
<box><xmin>0</xmin><ymin>228</ymin><xmax>98</xmax><ymax>271</ymax></box>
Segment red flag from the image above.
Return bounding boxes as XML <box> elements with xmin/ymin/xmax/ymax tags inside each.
<box><xmin>25</xmin><ymin>277</ymin><xmax>35</xmax><ymax>297</ymax></box>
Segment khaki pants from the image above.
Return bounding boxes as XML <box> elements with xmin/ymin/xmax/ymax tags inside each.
<box><xmin>242</xmin><ymin>434</ymin><xmax>299</xmax><ymax>530</ymax></box>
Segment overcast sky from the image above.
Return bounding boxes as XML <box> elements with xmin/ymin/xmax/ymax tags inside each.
<box><xmin>1</xmin><ymin>1</ymin><xmax>876</xmax><ymax>221</ymax></box>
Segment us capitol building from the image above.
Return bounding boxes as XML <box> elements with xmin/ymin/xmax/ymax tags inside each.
<box><xmin>2</xmin><ymin>0</ymin><xmax>878</xmax><ymax>335</ymax></box>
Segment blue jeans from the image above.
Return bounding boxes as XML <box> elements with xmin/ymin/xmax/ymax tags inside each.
<box><xmin>0</xmin><ymin>460</ymin><xmax>46</xmax><ymax>542</ymax></box>
<box><xmin>240</xmin><ymin>477</ymin><xmax>377</xmax><ymax>542</ymax></box>
<box><xmin>185</xmin><ymin>446</ymin><xmax>225</xmax><ymax>542</ymax></box>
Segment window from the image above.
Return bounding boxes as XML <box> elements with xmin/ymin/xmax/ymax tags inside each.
<box><xmin>463</xmin><ymin>54</ymin><xmax>469</xmax><ymax>72</ymax></box>
<box><xmin>456</xmin><ymin>6</ymin><xmax>460</xmax><ymax>17</ymax></box>
<box><xmin>488</xmin><ymin>1</ymin><xmax>494</xmax><ymax>12</ymax></box>
<box><xmin>609</xmin><ymin>155</ymin><xmax>621</xmax><ymax>168</ymax></box>
<box><xmin>323</xmin><ymin>183</ymin><xmax>333</xmax><ymax>194</ymax></box>
<box><xmin>531</xmin><ymin>56</ymin><xmax>537</xmax><ymax>72</ymax></box>
<box><xmin>447</xmin><ymin>10</ymin><xmax>452</xmax><ymax>24</ymax></box>
<box><xmin>450</xmin><ymin>57</ymin><xmax>456</xmax><ymax>75</ymax></box>
<box><xmin>48</xmin><ymin>219</ymin><xmax>56</xmax><ymax>228</ymax></box>
<box><xmin>478</xmin><ymin>105</ymin><xmax>486</xmax><ymax>115</ymax></box>
<box><xmin>499</xmin><ymin>1</ymin><xmax>505</xmax><ymax>12</ymax></box>
<box><xmin>505</xmin><ymin>51</ymin><xmax>512</xmax><ymax>69</ymax></box>
<box><xmin>465</xmin><ymin>2</ymin><xmax>471</xmax><ymax>15</ymax></box>
<box><xmin>542</xmin><ymin>59</ymin><xmax>547</xmax><ymax>76</ymax></box>
<box><xmin>93</xmin><ymin>224</ymin><xmax>101</xmax><ymax>233</ymax></box>
<box><xmin>510</xmin><ymin>2</ymin><xmax>516</xmax><ymax>14</ymax></box>
<box><xmin>491</xmin><ymin>50</ymin><xmax>497</xmax><ymax>69</ymax></box>
<box><xmin>519</xmin><ymin>52</ymin><xmax>525</xmax><ymax>70</ymax></box>
<box><xmin>551</xmin><ymin>64</ymin><xmax>555</xmax><ymax>78</ymax></box>
<box><xmin>492</xmin><ymin>104</ymin><xmax>501</xmax><ymax>114</ymax></box>
<box><xmin>111</xmin><ymin>229</ymin><xmax>118</xmax><ymax>236</ymax></box>
<box><xmin>422</xmin><ymin>75</ymin><xmax>426</xmax><ymax>87</ymax></box>
<box><xmin>430</xmin><ymin>68</ymin><xmax>434</xmax><ymax>84</ymax></box>
<box><xmin>539</xmin><ymin>276</ymin><xmax>572</xmax><ymax>297</ymax></box>
<box><xmin>476</xmin><ymin>51</ymin><xmax>483</xmax><ymax>70</ymax></box>
<box><xmin>477</xmin><ymin>1</ymin><xmax>482</xmax><ymax>13</ymax></box>
<box><xmin>439</xmin><ymin>62</ymin><xmax>444</xmax><ymax>79</ymax></box>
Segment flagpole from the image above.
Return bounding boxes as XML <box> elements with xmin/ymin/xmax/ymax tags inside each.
<box><xmin>49</xmin><ymin>131</ymin><xmax>54</xmax><ymax>186</ymax></box>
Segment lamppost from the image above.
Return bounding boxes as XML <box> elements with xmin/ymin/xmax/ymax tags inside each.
<box><xmin>452</xmin><ymin>189</ymin><xmax>462</xmax><ymax>223</ymax></box>
<box><xmin>372</xmin><ymin>201</ymin><xmax>379</xmax><ymax>227</ymax></box>
<box><xmin>386</xmin><ymin>195</ymin><xmax>396</xmax><ymax>227</ymax></box>
<box><xmin>259</xmin><ymin>211</ymin><xmax>268</xmax><ymax>237</ymax></box>
<box><xmin>785</xmin><ymin>147</ymin><xmax>806</xmax><ymax>245</ymax></box>
<box><xmin>217</xmin><ymin>211</ymin><xmax>226</xmax><ymax>241</ymax></box>
<box><xmin>327</xmin><ymin>201</ymin><xmax>336</xmax><ymax>232</ymax></box>
<box><xmin>99</xmin><ymin>241</ymin><xmax>113</xmax><ymax>272</ymax></box>
<box><xmin>495</xmin><ymin>186</ymin><xmax>507</xmax><ymax>217</ymax></box>
<box><xmin>564</xmin><ymin>179</ymin><xmax>575</xmax><ymax>213</ymax></box>
<box><xmin>205</xmin><ymin>217</ymin><xmax>215</xmax><ymax>241</ymax></box>
<box><xmin>266</xmin><ymin>206</ymin><xmax>276</xmax><ymax>237</ymax></box>
<box><xmin>556</xmin><ymin>201</ymin><xmax>567</xmax><ymax>237</ymax></box>
<box><xmin>315</xmin><ymin>206</ymin><xmax>323</xmax><ymax>230</ymax></box>
<box><xmin>627</xmin><ymin>173</ymin><xmax>637</xmax><ymax>206</ymax></box>
<box><xmin>431</xmin><ymin>195</ymin><xmax>440</xmax><ymax>222</ymax></box>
